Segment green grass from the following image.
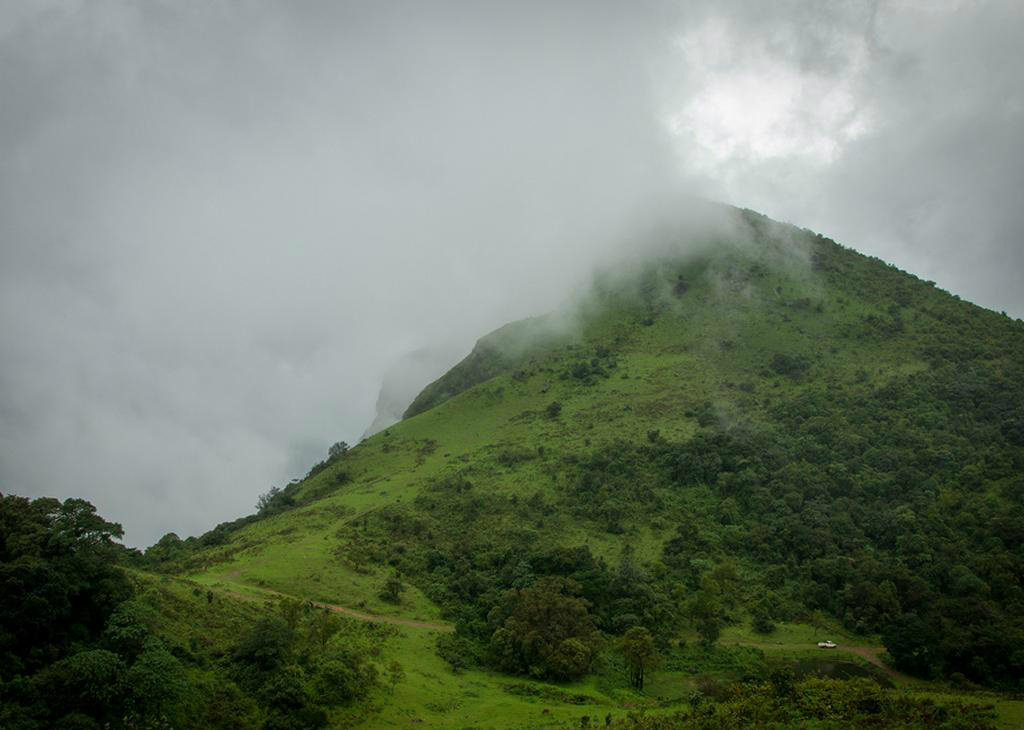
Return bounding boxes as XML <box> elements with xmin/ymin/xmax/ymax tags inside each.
<box><xmin>721</xmin><ymin>620</ymin><xmax>877</xmax><ymax>648</ymax></box>
<box><xmin>363</xmin><ymin>629</ymin><xmax>625</xmax><ymax>730</ymax></box>
<box><xmin>141</xmin><ymin>568</ymin><xmax>1019</xmax><ymax>730</ymax></box>
<box><xmin>993</xmin><ymin>699</ymin><xmax>1024</xmax><ymax>729</ymax></box>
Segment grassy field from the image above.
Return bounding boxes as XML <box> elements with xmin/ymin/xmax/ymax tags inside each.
<box><xmin>155</xmin><ymin>567</ymin><xmax>1024</xmax><ymax>730</ymax></box>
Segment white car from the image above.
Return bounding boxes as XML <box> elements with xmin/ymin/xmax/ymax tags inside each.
<box><xmin>817</xmin><ymin>640</ymin><xmax>837</xmax><ymax>649</ymax></box>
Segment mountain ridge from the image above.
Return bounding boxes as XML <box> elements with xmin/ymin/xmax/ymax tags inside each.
<box><xmin>24</xmin><ymin>203</ymin><xmax>1019</xmax><ymax>729</ymax></box>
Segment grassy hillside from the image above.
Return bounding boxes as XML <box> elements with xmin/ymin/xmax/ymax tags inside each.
<box><xmin>148</xmin><ymin>208</ymin><xmax>1023</xmax><ymax>725</ymax></box>
<box><xmin>11</xmin><ymin>205</ymin><xmax>1021</xmax><ymax>729</ymax></box>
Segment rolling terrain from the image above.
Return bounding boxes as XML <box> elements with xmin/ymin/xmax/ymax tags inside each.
<box><xmin>5</xmin><ymin>205</ymin><xmax>1023</xmax><ymax>729</ymax></box>
<box><xmin>158</xmin><ymin>206</ymin><xmax>1024</xmax><ymax>727</ymax></box>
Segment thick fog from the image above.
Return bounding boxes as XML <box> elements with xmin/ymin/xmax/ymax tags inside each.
<box><xmin>1</xmin><ymin>1</ymin><xmax>1021</xmax><ymax>546</ymax></box>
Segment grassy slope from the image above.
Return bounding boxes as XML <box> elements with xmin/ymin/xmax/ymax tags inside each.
<box><xmin>169</xmin><ymin>209</ymin><xmax>1023</xmax><ymax>728</ymax></box>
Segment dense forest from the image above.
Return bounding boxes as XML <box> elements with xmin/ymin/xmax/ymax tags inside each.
<box><xmin>319</xmin><ymin>212</ymin><xmax>1024</xmax><ymax>689</ymax></box>
<box><xmin>0</xmin><ymin>495</ymin><xmax>393</xmax><ymax>730</ymax></box>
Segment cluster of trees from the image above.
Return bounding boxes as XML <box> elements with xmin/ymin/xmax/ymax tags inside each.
<box><xmin>488</xmin><ymin>577</ymin><xmax>599</xmax><ymax>680</ymax></box>
<box><xmin>0</xmin><ymin>494</ymin><xmax>187</xmax><ymax>729</ymax></box>
<box><xmin>229</xmin><ymin>600</ymin><xmax>383</xmax><ymax>730</ymax></box>
<box><xmin>341</xmin><ymin>471</ymin><xmax>757</xmax><ymax>683</ymax></box>
<box><xmin>0</xmin><ymin>495</ymin><xmax>132</xmax><ymax>677</ymax></box>
<box><xmin>545</xmin><ymin>313</ymin><xmax>1021</xmax><ymax>688</ymax></box>
<box><xmin>562</xmin><ymin>345</ymin><xmax>617</xmax><ymax>385</ymax></box>
<box><xmin>1</xmin><ymin>494</ymin><xmax>392</xmax><ymax>730</ymax></box>
<box><xmin>337</xmin><ymin>318</ymin><xmax>1023</xmax><ymax>688</ymax></box>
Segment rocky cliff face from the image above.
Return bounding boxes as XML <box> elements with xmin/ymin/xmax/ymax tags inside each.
<box><xmin>361</xmin><ymin>342</ymin><xmax>467</xmax><ymax>439</ymax></box>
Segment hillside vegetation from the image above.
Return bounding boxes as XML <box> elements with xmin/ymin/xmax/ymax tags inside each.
<box><xmin>5</xmin><ymin>206</ymin><xmax>1023</xmax><ymax>729</ymax></box>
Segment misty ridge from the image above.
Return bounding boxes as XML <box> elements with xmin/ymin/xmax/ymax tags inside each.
<box><xmin>2</xmin><ymin>4</ymin><xmax>1024</xmax><ymax>730</ymax></box>
<box><xmin>128</xmin><ymin>198</ymin><xmax>1024</xmax><ymax>720</ymax></box>
<box><xmin>390</xmin><ymin>201</ymin><xmax>825</xmax><ymax>431</ymax></box>
<box><xmin>1</xmin><ymin>1</ymin><xmax>687</xmax><ymax>546</ymax></box>
<box><xmin>0</xmin><ymin>2</ymin><xmax>1022</xmax><ymax>546</ymax></box>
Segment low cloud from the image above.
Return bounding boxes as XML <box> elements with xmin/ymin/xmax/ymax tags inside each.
<box><xmin>1</xmin><ymin>1</ymin><xmax>1020</xmax><ymax>546</ymax></box>
<box><xmin>0</xmin><ymin>2</ymin><xmax>687</xmax><ymax>545</ymax></box>
<box><xmin>663</xmin><ymin>1</ymin><xmax>1024</xmax><ymax>316</ymax></box>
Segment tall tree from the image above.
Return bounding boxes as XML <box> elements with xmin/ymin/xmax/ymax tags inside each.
<box><xmin>619</xmin><ymin>626</ymin><xmax>659</xmax><ymax>690</ymax></box>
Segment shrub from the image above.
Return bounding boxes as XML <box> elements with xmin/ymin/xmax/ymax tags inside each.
<box><xmin>378</xmin><ymin>574</ymin><xmax>406</xmax><ymax>604</ymax></box>
<box><xmin>232</xmin><ymin>617</ymin><xmax>293</xmax><ymax>672</ymax></box>
<box><xmin>769</xmin><ymin>353</ymin><xmax>811</xmax><ymax>378</ymax></box>
<box><xmin>436</xmin><ymin>634</ymin><xmax>482</xmax><ymax>673</ymax></box>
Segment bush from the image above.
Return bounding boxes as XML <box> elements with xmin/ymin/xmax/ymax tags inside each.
<box><xmin>103</xmin><ymin>601</ymin><xmax>154</xmax><ymax>661</ymax></box>
<box><xmin>378</xmin><ymin>574</ymin><xmax>405</xmax><ymax>604</ymax></box>
<box><xmin>436</xmin><ymin>633</ymin><xmax>482</xmax><ymax>673</ymax></box>
<box><xmin>312</xmin><ymin>651</ymin><xmax>377</xmax><ymax>705</ymax></box>
<box><xmin>769</xmin><ymin>352</ymin><xmax>811</xmax><ymax>378</ymax></box>
<box><xmin>751</xmin><ymin>610</ymin><xmax>775</xmax><ymax>635</ymax></box>
<box><xmin>124</xmin><ymin>637</ymin><xmax>188</xmax><ymax>719</ymax></box>
<box><xmin>232</xmin><ymin>618</ymin><xmax>293</xmax><ymax>672</ymax></box>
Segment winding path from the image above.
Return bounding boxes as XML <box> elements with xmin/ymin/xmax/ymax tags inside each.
<box><xmin>215</xmin><ymin>582</ymin><xmax>902</xmax><ymax>670</ymax></box>
<box><xmin>217</xmin><ymin>583</ymin><xmax>454</xmax><ymax>632</ymax></box>
<box><xmin>315</xmin><ymin>600</ymin><xmax>453</xmax><ymax>632</ymax></box>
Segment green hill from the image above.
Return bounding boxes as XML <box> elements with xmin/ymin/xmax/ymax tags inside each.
<box><xmin>5</xmin><ymin>205</ymin><xmax>1023</xmax><ymax>729</ymax></box>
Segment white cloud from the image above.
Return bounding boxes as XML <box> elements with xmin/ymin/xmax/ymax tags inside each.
<box><xmin>668</xmin><ymin>15</ymin><xmax>875</xmax><ymax>168</ymax></box>
<box><xmin>662</xmin><ymin>1</ymin><xmax>1024</xmax><ymax>317</ymax></box>
<box><xmin>1</xmin><ymin>0</ymin><xmax>1021</xmax><ymax>547</ymax></box>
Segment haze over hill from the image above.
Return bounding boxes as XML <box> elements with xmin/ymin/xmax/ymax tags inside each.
<box><xmin>4</xmin><ymin>197</ymin><xmax>1024</xmax><ymax>729</ymax></box>
<box><xmin>360</xmin><ymin>343</ymin><xmax>467</xmax><ymax>439</ymax></box>
<box><xmin>2</xmin><ymin>4</ymin><xmax>1024</xmax><ymax>728</ymax></box>
<box><xmin>113</xmin><ymin>204</ymin><xmax>1024</xmax><ymax>727</ymax></box>
<box><xmin>1</xmin><ymin>1</ymin><xmax>1022</xmax><ymax>551</ymax></box>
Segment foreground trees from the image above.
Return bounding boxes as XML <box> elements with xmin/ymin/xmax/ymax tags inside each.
<box><xmin>0</xmin><ymin>494</ymin><xmax>194</xmax><ymax>729</ymax></box>
<box><xmin>230</xmin><ymin>603</ymin><xmax>380</xmax><ymax>729</ymax></box>
<box><xmin>0</xmin><ymin>495</ymin><xmax>130</xmax><ymax>677</ymax></box>
<box><xmin>0</xmin><ymin>494</ymin><xmax>385</xmax><ymax>730</ymax></box>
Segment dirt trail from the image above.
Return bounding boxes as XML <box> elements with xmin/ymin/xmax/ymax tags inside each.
<box><xmin>219</xmin><ymin>585</ymin><xmax>453</xmax><ymax>632</ymax></box>
<box><xmin>317</xmin><ymin>601</ymin><xmax>453</xmax><ymax>632</ymax></box>
<box><xmin>728</xmin><ymin>640</ymin><xmax>910</xmax><ymax>682</ymax></box>
<box><xmin>840</xmin><ymin>645</ymin><xmax>912</xmax><ymax>682</ymax></box>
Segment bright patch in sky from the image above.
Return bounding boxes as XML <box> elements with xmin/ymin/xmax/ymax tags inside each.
<box><xmin>668</xmin><ymin>17</ymin><xmax>875</xmax><ymax>168</ymax></box>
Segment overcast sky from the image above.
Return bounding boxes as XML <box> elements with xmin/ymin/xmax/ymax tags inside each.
<box><xmin>1</xmin><ymin>1</ymin><xmax>1021</xmax><ymax>546</ymax></box>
